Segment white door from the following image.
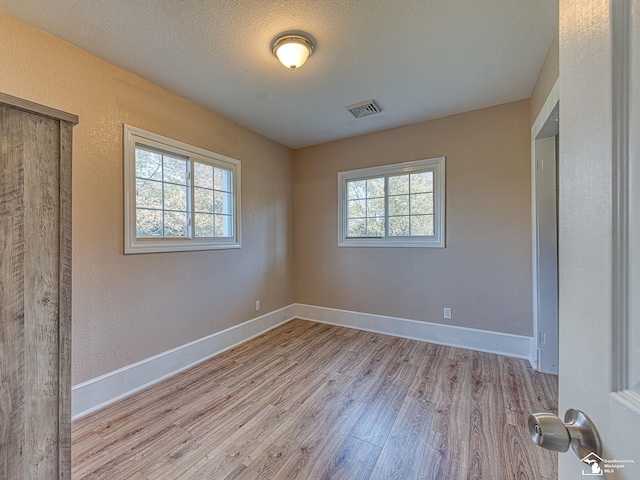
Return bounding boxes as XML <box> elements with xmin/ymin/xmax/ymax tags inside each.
<box><xmin>556</xmin><ymin>0</ymin><xmax>640</xmax><ymax>477</ymax></box>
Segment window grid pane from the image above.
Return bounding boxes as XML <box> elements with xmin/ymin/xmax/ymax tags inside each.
<box><xmin>348</xmin><ymin>199</ymin><xmax>367</xmax><ymax>218</ymax></box>
<box><xmin>214</xmin><ymin>214</ymin><xmax>233</xmax><ymax>237</ymax></box>
<box><xmin>163</xmin><ymin>156</ymin><xmax>188</xmax><ymax>185</ymax></box>
<box><xmin>194</xmin><ymin>187</ymin><xmax>213</xmax><ymax>213</ymax></box>
<box><xmin>134</xmin><ymin>146</ymin><xmax>195</xmax><ymax>239</ymax></box>
<box><xmin>194</xmin><ymin>162</ymin><xmax>214</xmax><ymax>188</ymax></box>
<box><xmin>136</xmin><ymin>178</ymin><xmax>163</xmax><ymax>209</ymax></box>
<box><xmin>344</xmin><ymin>169</ymin><xmax>436</xmax><ymax>239</ymax></box>
<box><xmin>135</xmin><ymin>149</ymin><xmax>163</xmax><ymax>181</ymax></box>
<box><xmin>338</xmin><ymin>157</ymin><xmax>443</xmax><ymax>248</ymax></box>
<box><xmin>194</xmin><ymin>213</ymin><xmax>214</xmax><ymax>237</ymax></box>
<box><xmin>134</xmin><ymin>148</ymin><xmax>236</xmax><ymax>240</ymax></box>
<box><xmin>163</xmin><ymin>183</ymin><xmax>188</xmax><ymax>213</ymax></box>
<box><xmin>194</xmin><ymin>162</ymin><xmax>233</xmax><ymax>238</ymax></box>
<box><xmin>135</xmin><ymin>146</ymin><xmax>190</xmax><ymax>239</ymax></box>
<box><xmin>136</xmin><ymin>208</ymin><xmax>163</xmax><ymax>237</ymax></box>
<box><xmin>164</xmin><ymin>211</ymin><xmax>188</xmax><ymax>237</ymax></box>
<box><xmin>386</xmin><ymin>171</ymin><xmax>435</xmax><ymax>237</ymax></box>
<box><xmin>346</xmin><ymin>177</ymin><xmax>385</xmax><ymax>238</ymax></box>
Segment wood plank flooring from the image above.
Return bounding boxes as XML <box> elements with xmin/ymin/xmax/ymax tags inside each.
<box><xmin>71</xmin><ymin>319</ymin><xmax>558</xmax><ymax>479</ymax></box>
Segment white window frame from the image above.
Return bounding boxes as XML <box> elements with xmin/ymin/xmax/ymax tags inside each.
<box><xmin>123</xmin><ymin>125</ymin><xmax>241</xmax><ymax>254</ymax></box>
<box><xmin>338</xmin><ymin>157</ymin><xmax>445</xmax><ymax>248</ymax></box>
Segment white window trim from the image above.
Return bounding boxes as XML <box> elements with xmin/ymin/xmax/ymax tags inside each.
<box><xmin>338</xmin><ymin>157</ymin><xmax>445</xmax><ymax>248</ymax></box>
<box><xmin>123</xmin><ymin>124</ymin><xmax>242</xmax><ymax>254</ymax></box>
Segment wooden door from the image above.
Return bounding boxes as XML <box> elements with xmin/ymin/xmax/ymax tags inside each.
<box><xmin>558</xmin><ymin>0</ymin><xmax>640</xmax><ymax>477</ymax></box>
<box><xmin>0</xmin><ymin>93</ymin><xmax>77</xmax><ymax>479</ymax></box>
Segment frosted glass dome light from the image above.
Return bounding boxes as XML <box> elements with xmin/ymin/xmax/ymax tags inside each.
<box><xmin>271</xmin><ymin>33</ymin><xmax>315</xmax><ymax>72</ymax></box>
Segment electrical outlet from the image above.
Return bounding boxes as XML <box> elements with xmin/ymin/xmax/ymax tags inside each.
<box><xmin>443</xmin><ymin>307</ymin><xmax>451</xmax><ymax>319</ymax></box>
<box><xmin>255</xmin><ymin>300</ymin><xmax>261</xmax><ymax>311</ymax></box>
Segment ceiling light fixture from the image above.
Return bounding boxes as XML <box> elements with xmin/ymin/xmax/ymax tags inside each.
<box><xmin>271</xmin><ymin>32</ymin><xmax>315</xmax><ymax>72</ymax></box>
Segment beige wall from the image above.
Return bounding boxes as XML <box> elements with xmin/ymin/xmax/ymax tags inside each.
<box><xmin>0</xmin><ymin>13</ymin><xmax>294</xmax><ymax>384</ymax></box>
<box><xmin>0</xmin><ymin>10</ymin><xmax>543</xmax><ymax>386</ymax></box>
<box><xmin>530</xmin><ymin>31</ymin><xmax>559</xmax><ymax>125</ymax></box>
<box><xmin>293</xmin><ymin>100</ymin><xmax>533</xmax><ymax>336</ymax></box>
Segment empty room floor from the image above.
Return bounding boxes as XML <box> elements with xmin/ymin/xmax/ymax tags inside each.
<box><xmin>71</xmin><ymin>319</ymin><xmax>558</xmax><ymax>479</ymax></box>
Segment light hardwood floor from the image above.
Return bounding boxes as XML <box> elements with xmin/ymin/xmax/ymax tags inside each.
<box><xmin>71</xmin><ymin>319</ymin><xmax>558</xmax><ymax>479</ymax></box>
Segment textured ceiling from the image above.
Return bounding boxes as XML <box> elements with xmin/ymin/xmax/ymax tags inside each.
<box><xmin>0</xmin><ymin>0</ymin><xmax>558</xmax><ymax>148</ymax></box>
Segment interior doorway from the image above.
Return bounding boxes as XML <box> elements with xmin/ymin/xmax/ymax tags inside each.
<box><xmin>531</xmin><ymin>81</ymin><xmax>559</xmax><ymax>374</ymax></box>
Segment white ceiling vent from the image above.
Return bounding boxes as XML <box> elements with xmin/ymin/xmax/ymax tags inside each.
<box><xmin>345</xmin><ymin>99</ymin><xmax>382</xmax><ymax>119</ymax></box>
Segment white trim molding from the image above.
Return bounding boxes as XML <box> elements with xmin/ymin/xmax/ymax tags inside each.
<box><xmin>295</xmin><ymin>304</ymin><xmax>536</xmax><ymax>365</ymax></box>
<box><xmin>71</xmin><ymin>305</ymin><xmax>295</xmax><ymax>419</ymax></box>
<box><xmin>530</xmin><ymin>338</ymin><xmax>540</xmax><ymax>371</ymax></box>
<box><xmin>123</xmin><ymin>124</ymin><xmax>242</xmax><ymax>254</ymax></box>
<box><xmin>337</xmin><ymin>157</ymin><xmax>446</xmax><ymax>248</ymax></box>
<box><xmin>531</xmin><ymin>79</ymin><xmax>560</xmax><ymax>375</ymax></box>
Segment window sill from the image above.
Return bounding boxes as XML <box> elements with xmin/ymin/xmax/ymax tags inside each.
<box><xmin>124</xmin><ymin>240</ymin><xmax>241</xmax><ymax>255</ymax></box>
<box><xmin>338</xmin><ymin>238</ymin><xmax>445</xmax><ymax>248</ymax></box>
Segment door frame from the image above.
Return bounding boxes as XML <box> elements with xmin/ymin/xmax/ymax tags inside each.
<box><xmin>531</xmin><ymin>79</ymin><xmax>559</xmax><ymax>374</ymax></box>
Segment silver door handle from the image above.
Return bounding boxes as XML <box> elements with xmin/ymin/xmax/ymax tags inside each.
<box><xmin>528</xmin><ymin>409</ymin><xmax>602</xmax><ymax>459</ymax></box>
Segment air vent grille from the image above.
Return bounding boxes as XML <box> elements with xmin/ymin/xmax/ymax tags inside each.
<box><xmin>346</xmin><ymin>99</ymin><xmax>382</xmax><ymax>119</ymax></box>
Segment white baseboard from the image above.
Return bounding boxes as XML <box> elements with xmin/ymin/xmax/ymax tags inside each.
<box><xmin>529</xmin><ymin>338</ymin><xmax>540</xmax><ymax>371</ymax></box>
<box><xmin>71</xmin><ymin>305</ymin><xmax>296</xmax><ymax>419</ymax></box>
<box><xmin>73</xmin><ymin>303</ymin><xmax>538</xmax><ymax>419</ymax></box>
<box><xmin>295</xmin><ymin>304</ymin><xmax>535</xmax><ymax>365</ymax></box>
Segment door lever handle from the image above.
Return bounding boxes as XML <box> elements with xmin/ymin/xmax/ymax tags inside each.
<box><xmin>528</xmin><ymin>409</ymin><xmax>602</xmax><ymax>459</ymax></box>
